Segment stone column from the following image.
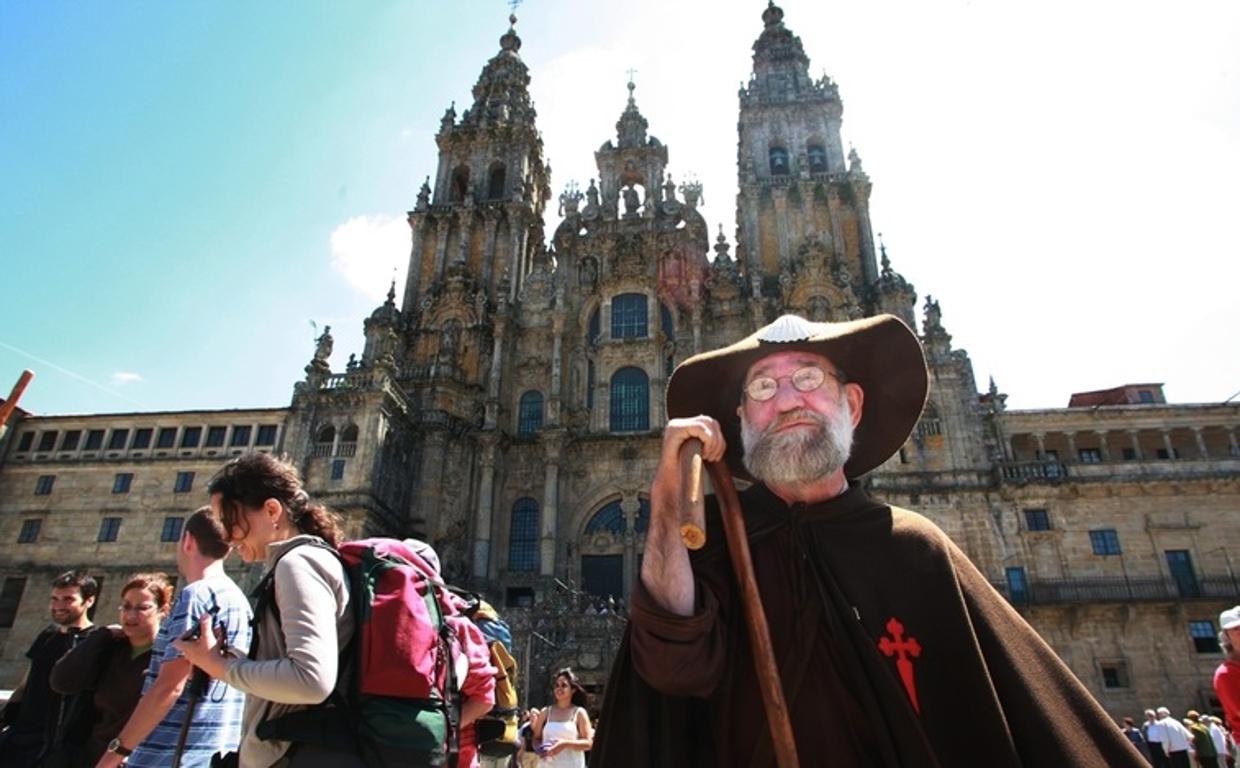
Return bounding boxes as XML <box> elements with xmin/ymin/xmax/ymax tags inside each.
<box><xmin>1193</xmin><ymin>428</ymin><xmax>1208</xmax><ymax>459</ymax></box>
<box><xmin>539</xmin><ymin>433</ymin><xmax>565</xmax><ymax>577</ymax></box>
<box><xmin>1096</xmin><ymin>431</ymin><xmax>1110</xmax><ymax>462</ymax></box>
<box><xmin>621</xmin><ymin>494</ymin><xmax>640</xmax><ymax>598</ymax></box>
<box><xmin>549</xmin><ymin>314</ymin><xmax>564</xmax><ymax>425</ymax></box>
<box><xmin>402</xmin><ymin>216</ymin><xmax>428</xmax><ymax>313</ymax></box>
<box><xmin>772</xmin><ymin>187</ymin><xmax>790</xmax><ymax>270</ymax></box>
<box><xmin>480</xmin><ymin>210</ymin><xmax>501</xmax><ymax>289</ymax></box>
<box><xmin>1065</xmin><ymin>432</ymin><xmax>1078</xmax><ymax>461</ymax></box>
<box><xmin>1161</xmin><ymin>430</ymin><xmax>1175</xmax><ymax>459</ymax></box>
<box><xmin>508</xmin><ymin>222</ymin><xmax>524</xmax><ymax>302</ymax></box>
<box><xmin>1033</xmin><ymin>433</ymin><xmax>1046</xmax><ymax>459</ymax></box>
<box><xmin>691</xmin><ymin>306</ymin><xmax>703</xmax><ymax>354</ymax></box>
<box><xmin>472</xmin><ymin>436</ymin><xmax>498</xmax><ymax>580</ymax></box>
<box><xmin>433</xmin><ymin>215</ymin><xmax>451</xmax><ymax>282</ymax></box>
<box><xmin>484</xmin><ymin>318</ymin><xmax>507</xmax><ymax>429</ymax></box>
<box><xmin>1228</xmin><ymin>429</ymin><xmax>1239</xmax><ymax>457</ymax></box>
<box><xmin>1128</xmin><ymin>430</ymin><xmax>1142</xmax><ymax>460</ymax></box>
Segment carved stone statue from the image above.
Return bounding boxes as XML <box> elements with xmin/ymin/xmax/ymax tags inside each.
<box><xmin>313</xmin><ymin>326</ymin><xmax>333</xmax><ymax>363</ymax></box>
<box><xmin>415</xmin><ymin>177</ymin><xmax>431</xmax><ymax>211</ymax></box>
<box><xmin>439</xmin><ymin>320</ymin><xmax>461</xmax><ymax>364</ymax></box>
<box><xmin>623</xmin><ymin>185</ymin><xmax>641</xmax><ymax>216</ymax></box>
<box><xmin>586</xmin><ymin>178</ymin><xmax>600</xmax><ymax>208</ymax></box>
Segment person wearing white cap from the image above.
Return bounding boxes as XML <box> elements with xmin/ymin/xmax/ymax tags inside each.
<box><xmin>1214</xmin><ymin>606</ymin><xmax>1240</xmax><ymax>736</ymax></box>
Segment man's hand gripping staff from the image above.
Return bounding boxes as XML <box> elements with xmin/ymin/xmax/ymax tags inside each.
<box><xmin>643</xmin><ymin>415</ymin><xmax>801</xmax><ymax>768</ymax></box>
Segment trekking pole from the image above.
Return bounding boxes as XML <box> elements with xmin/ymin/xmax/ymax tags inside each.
<box><xmin>172</xmin><ymin>667</ymin><xmax>208</xmax><ymax>768</ymax></box>
<box><xmin>680</xmin><ymin>439</ymin><xmax>800</xmax><ymax>767</ymax></box>
<box><xmin>0</xmin><ymin>370</ymin><xmax>34</xmax><ymax>440</ymax></box>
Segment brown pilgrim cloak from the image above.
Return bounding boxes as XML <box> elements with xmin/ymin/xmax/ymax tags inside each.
<box><xmin>589</xmin><ymin>484</ymin><xmax>1144</xmax><ymax>767</ymax></box>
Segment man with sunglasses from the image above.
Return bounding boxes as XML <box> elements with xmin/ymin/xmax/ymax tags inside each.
<box><xmin>592</xmin><ymin>314</ymin><xmax>1144</xmax><ymax>767</ymax></box>
<box><xmin>101</xmin><ymin>508</ymin><xmax>251</xmax><ymax>768</ymax></box>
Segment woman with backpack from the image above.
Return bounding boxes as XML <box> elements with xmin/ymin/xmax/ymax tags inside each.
<box><xmin>174</xmin><ymin>453</ymin><xmax>359</xmax><ymax>768</ymax></box>
<box><xmin>532</xmin><ymin>669</ymin><xmax>592</xmax><ymax>767</ymax></box>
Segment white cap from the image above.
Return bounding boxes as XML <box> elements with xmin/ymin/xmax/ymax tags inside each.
<box><xmin>1221</xmin><ymin>606</ymin><xmax>1240</xmax><ymax>630</ymax></box>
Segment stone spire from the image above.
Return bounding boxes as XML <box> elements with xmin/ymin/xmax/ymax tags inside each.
<box><xmin>459</xmin><ymin>13</ymin><xmax>536</xmax><ymax>131</ymax></box>
<box><xmin>615</xmin><ymin>77</ymin><xmax>650</xmax><ymax>149</ymax></box>
<box><xmin>747</xmin><ymin>2</ymin><xmax>816</xmax><ymax>100</ymax></box>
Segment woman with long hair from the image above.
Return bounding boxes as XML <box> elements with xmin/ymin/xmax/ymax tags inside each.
<box><xmin>50</xmin><ymin>572</ymin><xmax>174</xmax><ymax>767</ymax></box>
<box><xmin>174</xmin><ymin>452</ymin><xmax>358</xmax><ymax>768</ymax></box>
<box><xmin>531</xmin><ymin>668</ymin><xmax>593</xmax><ymax>767</ymax></box>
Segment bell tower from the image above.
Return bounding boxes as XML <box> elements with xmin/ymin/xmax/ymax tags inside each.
<box><xmin>735</xmin><ymin>3</ymin><xmax>888</xmax><ymax>323</ymax></box>
<box><xmin>402</xmin><ymin>13</ymin><xmax>551</xmax><ymax>314</ymax></box>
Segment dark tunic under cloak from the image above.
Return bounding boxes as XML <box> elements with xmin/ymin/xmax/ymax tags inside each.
<box><xmin>590</xmin><ymin>484</ymin><xmax>1144</xmax><ymax>767</ymax></box>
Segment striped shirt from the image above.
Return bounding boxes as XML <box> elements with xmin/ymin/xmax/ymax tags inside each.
<box><xmin>127</xmin><ymin>575</ymin><xmax>252</xmax><ymax>768</ymax></box>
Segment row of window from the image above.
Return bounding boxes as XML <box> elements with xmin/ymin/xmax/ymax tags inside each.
<box><xmin>15</xmin><ymin>424</ymin><xmax>278</xmax><ymax>454</ymax></box>
<box><xmin>515</xmin><ymin>367</ymin><xmax>651</xmax><ymax>437</ymax></box>
<box><xmin>1096</xmin><ymin>619</ymin><xmax>1223</xmax><ymax>690</ymax></box>
<box><xmin>767</xmin><ymin>144</ymin><xmax>830</xmax><ymax>176</ymax></box>
<box><xmin>449</xmin><ymin>161</ymin><xmax>508</xmax><ymax>204</ymax></box>
<box><xmin>16</xmin><ymin>514</ymin><xmax>185</xmax><ymax>547</ymax></box>
<box><xmin>1005</xmin><ymin>549</ymin><xmax>1206</xmax><ymax>598</ymax></box>
<box><xmin>506</xmin><ymin>497</ymin><xmax>651</xmax><ymax>573</ymax></box>
<box><xmin>584</xmin><ymin>295</ymin><xmax>676</xmax><ymax>344</ymax></box>
<box><xmin>32</xmin><ymin>471</ymin><xmax>196</xmax><ymax>497</ymax></box>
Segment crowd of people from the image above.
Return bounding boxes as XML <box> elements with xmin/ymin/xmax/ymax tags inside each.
<box><xmin>1123</xmin><ymin>707</ymin><xmax>1235</xmax><ymax>767</ymax></box>
<box><xmin>0</xmin><ymin>453</ymin><xmax>593</xmax><ymax>768</ymax></box>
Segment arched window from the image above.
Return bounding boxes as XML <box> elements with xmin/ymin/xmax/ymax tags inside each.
<box><xmin>587</xmin><ymin>308</ymin><xmax>601</xmax><ymax>346</ymax></box>
<box><xmin>487</xmin><ymin>162</ymin><xmax>506</xmax><ymax>200</ymax></box>
<box><xmin>610</xmin><ymin>367</ymin><xmax>649</xmax><ymax>432</ymax></box>
<box><xmin>808</xmin><ymin>144</ymin><xmax>828</xmax><ymax>173</ymax></box>
<box><xmin>508</xmin><ymin>498</ymin><xmax>539</xmax><ymax>572</ymax></box>
<box><xmin>518</xmin><ymin>391</ymin><xmax>543</xmax><ymax>436</ymax></box>
<box><xmin>660</xmin><ymin>304</ymin><xmax>674</xmax><ymax>339</ymax></box>
<box><xmin>611</xmin><ymin>293</ymin><xmax>648</xmax><ymax>339</ymax></box>
<box><xmin>450</xmin><ymin>164</ymin><xmax>470</xmax><ymax>203</ymax></box>
<box><xmin>585</xmin><ymin>500</ymin><xmax>626</xmax><ymax>535</ymax></box>
<box><xmin>916</xmin><ymin>403</ymin><xmax>943</xmax><ymax>438</ymax></box>
<box><xmin>314</xmin><ymin>425</ymin><xmax>335</xmax><ymax>457</ymax></box>
<box><xmin>338</xmin><ymin>424</ymin><xmax>359</xmax><ymax>456</ymax></box>
<box><xmin>769</xmin><ymin>146</ymin><xmax>790</xmax><ymax>176</ymax></box>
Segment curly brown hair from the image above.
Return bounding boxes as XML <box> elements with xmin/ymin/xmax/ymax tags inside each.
<box><xmin>207</xmin><ymin>453</ymin><xmax>343</xmax><ymax>548</ymax></box>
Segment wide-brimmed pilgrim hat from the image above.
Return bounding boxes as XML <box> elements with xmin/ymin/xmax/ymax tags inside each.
<box><xmin>666</xmin><ymin>313</ymin><xmax>929</xmax><ymax>481</ymax></box>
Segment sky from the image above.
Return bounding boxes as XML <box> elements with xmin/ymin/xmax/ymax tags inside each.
<box><xmin>1</xmin><ymin>0</ymin><xmax>1237</xmax><ymax>417</ymax></box>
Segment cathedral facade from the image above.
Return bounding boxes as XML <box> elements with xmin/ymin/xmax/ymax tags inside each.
<box><xmin>2</xmin><ymin>5</ymin><xmax>1238</xmax><ymax>719</ymax></box>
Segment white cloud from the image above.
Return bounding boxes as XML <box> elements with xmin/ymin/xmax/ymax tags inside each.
<box><xmin>111</xmin><ymin>371</ymin><xmax>143</xmax><ymax>385</ymax></box>
<box><xmin>329</xmin><ymin>215</ymin><xmax>410</xmax><ymax>303</ymax></box>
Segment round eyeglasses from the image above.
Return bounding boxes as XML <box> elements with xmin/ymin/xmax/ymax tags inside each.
<box><xmin>744</xmin><ymin>365</ymin><xmax>842</xmax><ymax>402</ymax></box>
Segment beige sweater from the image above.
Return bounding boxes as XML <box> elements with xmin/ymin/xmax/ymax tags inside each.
<box><xmin>222</xmin><ymin>535</ymin><xmax>353</xmax><ymax>768</ymax></box>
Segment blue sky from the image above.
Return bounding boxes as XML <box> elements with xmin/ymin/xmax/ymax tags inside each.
<box><xmin>2</xmin><ymin>1</ymin><xmax>1238</xmax><ymax>416</ymax></box>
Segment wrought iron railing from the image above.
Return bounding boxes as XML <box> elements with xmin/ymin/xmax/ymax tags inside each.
<box><xmin>990</xmin><ymin>574</ymin><xmax>1240</xmax><ymax>606</ymax></box>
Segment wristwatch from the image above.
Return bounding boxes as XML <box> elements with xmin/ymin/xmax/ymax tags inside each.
<box><xmin>106</xmin><ymin>737</ymin><xmax>133</xmax><ymax>757</ymax></box>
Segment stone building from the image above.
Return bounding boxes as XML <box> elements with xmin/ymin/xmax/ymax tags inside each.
<box><xmin>2</xmin><ymin>5</ymin><xmax>1238</xmax><ymax>720</ymax></box>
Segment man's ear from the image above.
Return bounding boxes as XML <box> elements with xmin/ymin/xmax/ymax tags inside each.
<box><xmin>845</xmin><ymin>382</ymin><xmax>864</xmax><ymax>427</ymax></box>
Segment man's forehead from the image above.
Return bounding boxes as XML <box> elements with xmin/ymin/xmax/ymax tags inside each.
<box><xmin>746</xmin><ymin>350</ymin><xmax>834</xmax><ymax>379</ymax></box>
<box><xmin>51</xmin><ymin>586</ymin><xmax>82</xmax><ymax>599</ymax></box>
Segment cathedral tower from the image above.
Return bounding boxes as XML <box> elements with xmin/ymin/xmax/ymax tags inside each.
<box><xmin>735</xmin><ymin>3</ymin><xmax>883</xmax><ymax>324</ymax></box>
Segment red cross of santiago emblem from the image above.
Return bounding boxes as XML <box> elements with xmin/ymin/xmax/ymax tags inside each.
<box><xmin>877</xmin><ymin>617</ymin><xmax>922</xmax><ymax>713</ymax></box>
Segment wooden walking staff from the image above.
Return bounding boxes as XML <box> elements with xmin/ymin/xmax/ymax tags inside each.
<box><xmin>679</xmin><ymin>438</ymin><xmax>800</xmax><ymax>767</ymax></box>
<box><xmin>0</xmin><ymin>370</ymin><xmax>35</xmax><ymax>440</ymax></box>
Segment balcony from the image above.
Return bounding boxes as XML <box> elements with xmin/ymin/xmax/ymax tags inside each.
<box><xmin>997</xmin><ymin>456</ymin><xmax>1240</xmax><ymax>485</ymax></box>
<box><xmin>990</xmin><ymin>574</ymin><xmax>1240</xmax><ymax>607</ymax></box>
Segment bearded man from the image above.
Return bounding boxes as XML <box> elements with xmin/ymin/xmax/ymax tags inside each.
<box><xmin>590</xmin><ymin>314</ymin><xmax>1143</xmax><ymax>767</ymax></box>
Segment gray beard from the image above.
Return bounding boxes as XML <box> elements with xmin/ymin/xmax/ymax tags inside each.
<box><xmin>740</xmin><ymin>403</ymin><xmax>855</xmax><ymax>487</ymax></box>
